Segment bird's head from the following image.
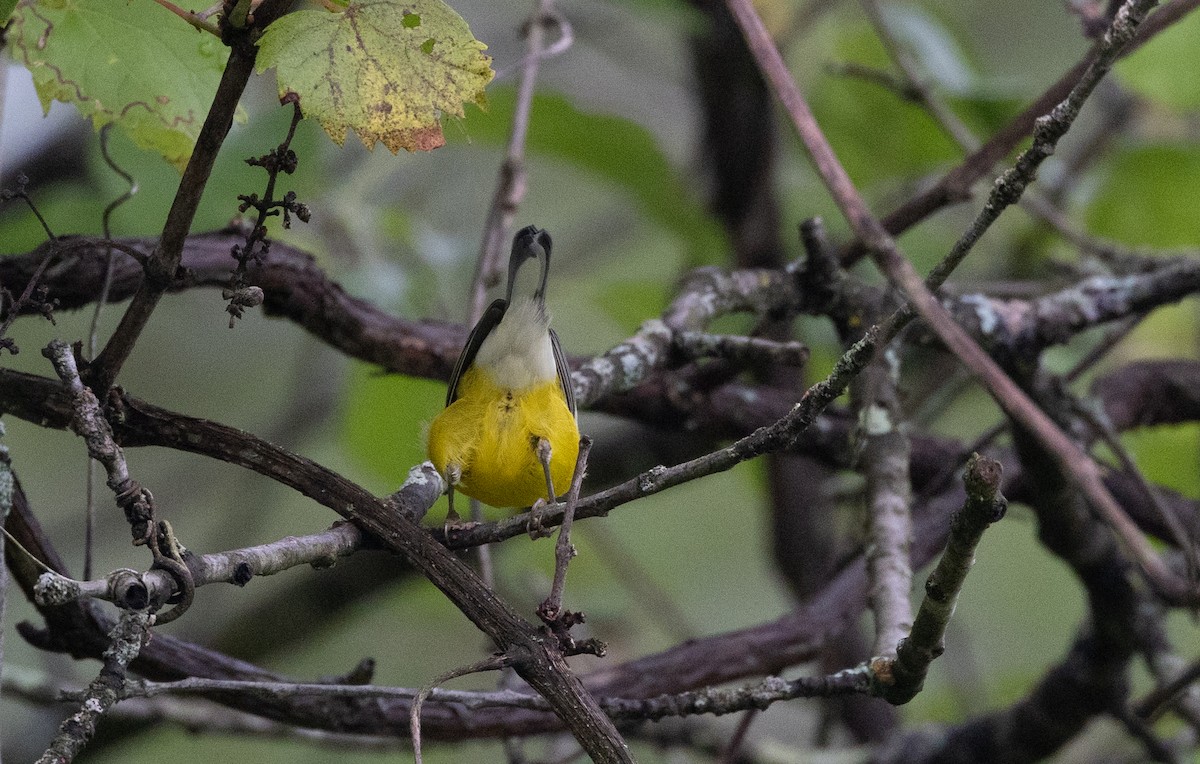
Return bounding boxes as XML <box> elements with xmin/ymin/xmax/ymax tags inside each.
<box><xmin>506</xmin><ymin>225</ymin><xmax>553</xmax><ymax>306</ymax></box>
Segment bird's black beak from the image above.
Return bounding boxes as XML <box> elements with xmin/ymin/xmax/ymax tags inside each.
<box><xmin>507</xmin><ymin>226</ymin><xmax>553</xmax><ymax>303</ymax></box>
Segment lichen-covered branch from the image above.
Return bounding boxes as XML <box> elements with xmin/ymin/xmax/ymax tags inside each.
<box><xmin>35</xmin><ymin>610</ymin><xmax>151</xmax><ymax>764</ymax></box>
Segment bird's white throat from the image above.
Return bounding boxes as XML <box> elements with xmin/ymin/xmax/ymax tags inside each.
<box><xmin>474</xmin><ymin>298</ymin><xmax>557</xmax><ymax>390</ymax></box>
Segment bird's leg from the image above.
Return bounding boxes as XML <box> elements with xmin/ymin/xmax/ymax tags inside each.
<box><xmin>446</xmin><ymin>484</ymin><xmax>460</xmax><ymax>525</ymax></box>
<box><xmin>528</xmin><ymin>437</ymin><xmax>557</xmax><ymax>540</ymax></box>
<box><xmin>443</xmin><ymin>464</ymin><xmax>478</xmax><ymax>536</ymax></box>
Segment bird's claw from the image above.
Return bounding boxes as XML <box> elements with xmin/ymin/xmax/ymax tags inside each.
<box><xmin>527</xmin><ymin>498</ymin><xmax>554</xmax><ymax>540</ymax></box>
<box><xmin>443</xmin><ymin>506</ymin><xmax>480</xmax><ymax>539</ymax></box>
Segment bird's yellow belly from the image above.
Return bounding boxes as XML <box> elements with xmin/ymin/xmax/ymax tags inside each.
<box><xmin>428</xmin><ymin>367</ymin><xmax>580</xmax><ymax>509</ymax></box>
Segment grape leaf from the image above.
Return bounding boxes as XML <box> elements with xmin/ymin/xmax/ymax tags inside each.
<box><xmin>8</xmin><ymin>0</ymin><xmax>231</xmax><ymax>171</ymax></box>
<box><xmin>256</xmin><ymin>0</ymin><xmax>494</xmax><ymax>153</ymax></box>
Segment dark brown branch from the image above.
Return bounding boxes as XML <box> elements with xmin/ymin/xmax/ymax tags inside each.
<box><xmin>1094</xmin><ymin>360</ymin><xmax>1200</xmax><ymax>431</ymax></box>
<box><xmin>2</xmin><ymin>382</ymin><xmax>631</xmax><ymax>760</ymax></box>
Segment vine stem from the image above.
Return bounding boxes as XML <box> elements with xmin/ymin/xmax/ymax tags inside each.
<box><xmin>88</xmin><ymin>0</ymin><xmax>294</xmax><ymax>392</ymax></box>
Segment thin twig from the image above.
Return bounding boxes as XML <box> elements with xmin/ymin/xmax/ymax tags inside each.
<box><xmin>0</xmin><ymin>424</ymin><xmax>11</xmax><ymax>732</ymax></box>
<box><xmin>411</xmin><ymin>654</ymin><xmax>511</xmax><ymax>764</ymax></box>
<box><xmin>470</xmin><ymin>0</ymin><xmax>571</xmax><ymax>324</ymax></box>
<box><xmin>1137</xmin><ymin>658</ymin><xmax>1200</xmax><ymax>722</ymax></box>
<box><xmin>0</xmin><ymin>172</ymin><xmax>56</xmax><ymax>241</ymax></box>
<box><xmin>150</xmin><ymin>0</ymin><xmax>222</xmax><ymax>35</ymax></box>
<box><xmin>1110</xmin><ymin>702</ymin><xmax>1179</xmax><ymax>763</ymax></box>
<box><xmin>540</xmin><ymin>436</ymin><xmax>592</xmax><ymax>622</ymax></box>
<box><xmin>471</xmin><ymin>497</ymin><xmax>496</xmax><ymax>590</ymax></box>
<box><xmin>0</xmin><ymin>175</ymin><xmax>60</xmax><ymax>354</ymax></box>
<box><xmin>1065</xmin><ymin>313</ymin><xmax>1147</xmax><ymax>383</ymax></box>
<box><xmin>859</xmin><ymin>0</ymin><xmax>977</xmax><ymax>150</ymax></box>
<box><xmin>875</xmin><ymin>454</ymin><xmax>1006</xmax><ymax>703</ymax></box>
<box><xmin>578</xmin><ymin>522</ymin><xmax>700</xmax><ymax>642</ymax></box>
<box><xmin>716</xmin><ymin>709</ymin><xmax>759</xmax><ymax>764</ymax></box>
<box><xmin>1080</xmin><ymin>406</ymin><xmax>1199</xmax><ymax>578</ymax></box>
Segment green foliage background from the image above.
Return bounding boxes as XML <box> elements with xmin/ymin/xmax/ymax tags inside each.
<box><xmin>1</xmin><ymin>0</ymin><xmax>1198</xmax><ymax>760</ymax></box>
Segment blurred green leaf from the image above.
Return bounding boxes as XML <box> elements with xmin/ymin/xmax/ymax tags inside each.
<box><xmin>452</xmin><ymin>88</ymin><xmax>727</xmax><ymax>263</ymax></box>
<box><xmin>341</xmin><ymin>362</ymin><xmax>444</xmax><ymax>486</ymax></box>
<box><xmin>1116</xmin><ymin>9</ymin><xmax>1200</xmax><ymax>110</ymax></box>
<box><xmin>946</xmin><ymin>92</ymin><xmax>1025</xmax><ymax>141</ymax></box>
<box><xmin>879</xmin><ymin>3</ymin><xmax>976</xmax><ymax>95</ymax></box>
<box><xmin>812</xmin><ymin>24</ymin><xmax>961</xmax><ymax>185</ymax></box>
<box><xmin>0</xmin><ymin>0</ymin><xmax>17</xmax><ymax>22</ymax></box>
<box><xmin>1124</xmin><ymin>423</ymin><xmax>1200</xmax><ymax>500</ymax></box>
<box><xmin>256</xmin><ymin>0</ymin><xmax>493</xmax><ymax>153</ymax></box>
<box><xmin>1085</xmin><ymin>144</ymin><xmax>1200</xmax><ymax>248</ymax></box>
<box><xmin>598</xmin><ymin>279</ymin><xmax>669</xmax><ymax>333</ymax></box>
<box><xmin>9</xmin><ymin>0</ymin><xmax>230</xmax><ymax>171</ymax></box>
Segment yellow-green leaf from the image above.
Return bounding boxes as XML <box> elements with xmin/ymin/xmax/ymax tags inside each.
<box><xmin>256</xmin><ymin>0</ymin><xmax>494</xmax><ymax>153</ymax></box>
<box><xmin>8</xmin><ymin>0</ymin><xmax>230</xmax><ymax>172</ymax></box>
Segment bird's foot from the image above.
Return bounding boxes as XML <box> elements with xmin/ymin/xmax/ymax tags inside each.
<box><xmin>527</xmin><ymin>498</ymin><xmax>554</xmax><ymax>540</ymax></box>
<box><xmin>442</xmin><ymin>498</ymin><xmax>479</xmax><ymax>539</ymax></box>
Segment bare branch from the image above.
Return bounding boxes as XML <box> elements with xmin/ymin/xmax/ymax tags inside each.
<box><xmin>673</xmin><ymin>331</ymin><xmax>809</xmax><ymax>366</ymax></box>
<box><xmin>32</xmin><ymin>522</ymin><xmax>370</xmax><ymax>610</ymax></box>
<box><xmin>853</xmin><ymin>344</ymin><xmax>913</xmax><ymax>660</ymax></box>
<box><xmin>540</xmin><ymin>437</ymin><xmax>591</xmax><ymax>620</ymax></box>
<box><xmin>42</xmin><ymin>340</ymin><xmax>156</xmax><ymax>547</ymax></box>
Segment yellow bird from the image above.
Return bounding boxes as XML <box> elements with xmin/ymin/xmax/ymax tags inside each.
<box><xmin>427</xmin><ymin>226</ymin><xmax>580</xmax><ymax>523</ymax></box>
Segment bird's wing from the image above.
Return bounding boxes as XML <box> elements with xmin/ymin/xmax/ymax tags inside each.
<box><xmin>445</xmin><ymin>299</ymin><xmax>508</xmax><ymax>406</ymax></box>
<box><xmin>549</xmin><ymin>327</ymin><xmax>577</xmax><ymax>418</ymax></box>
